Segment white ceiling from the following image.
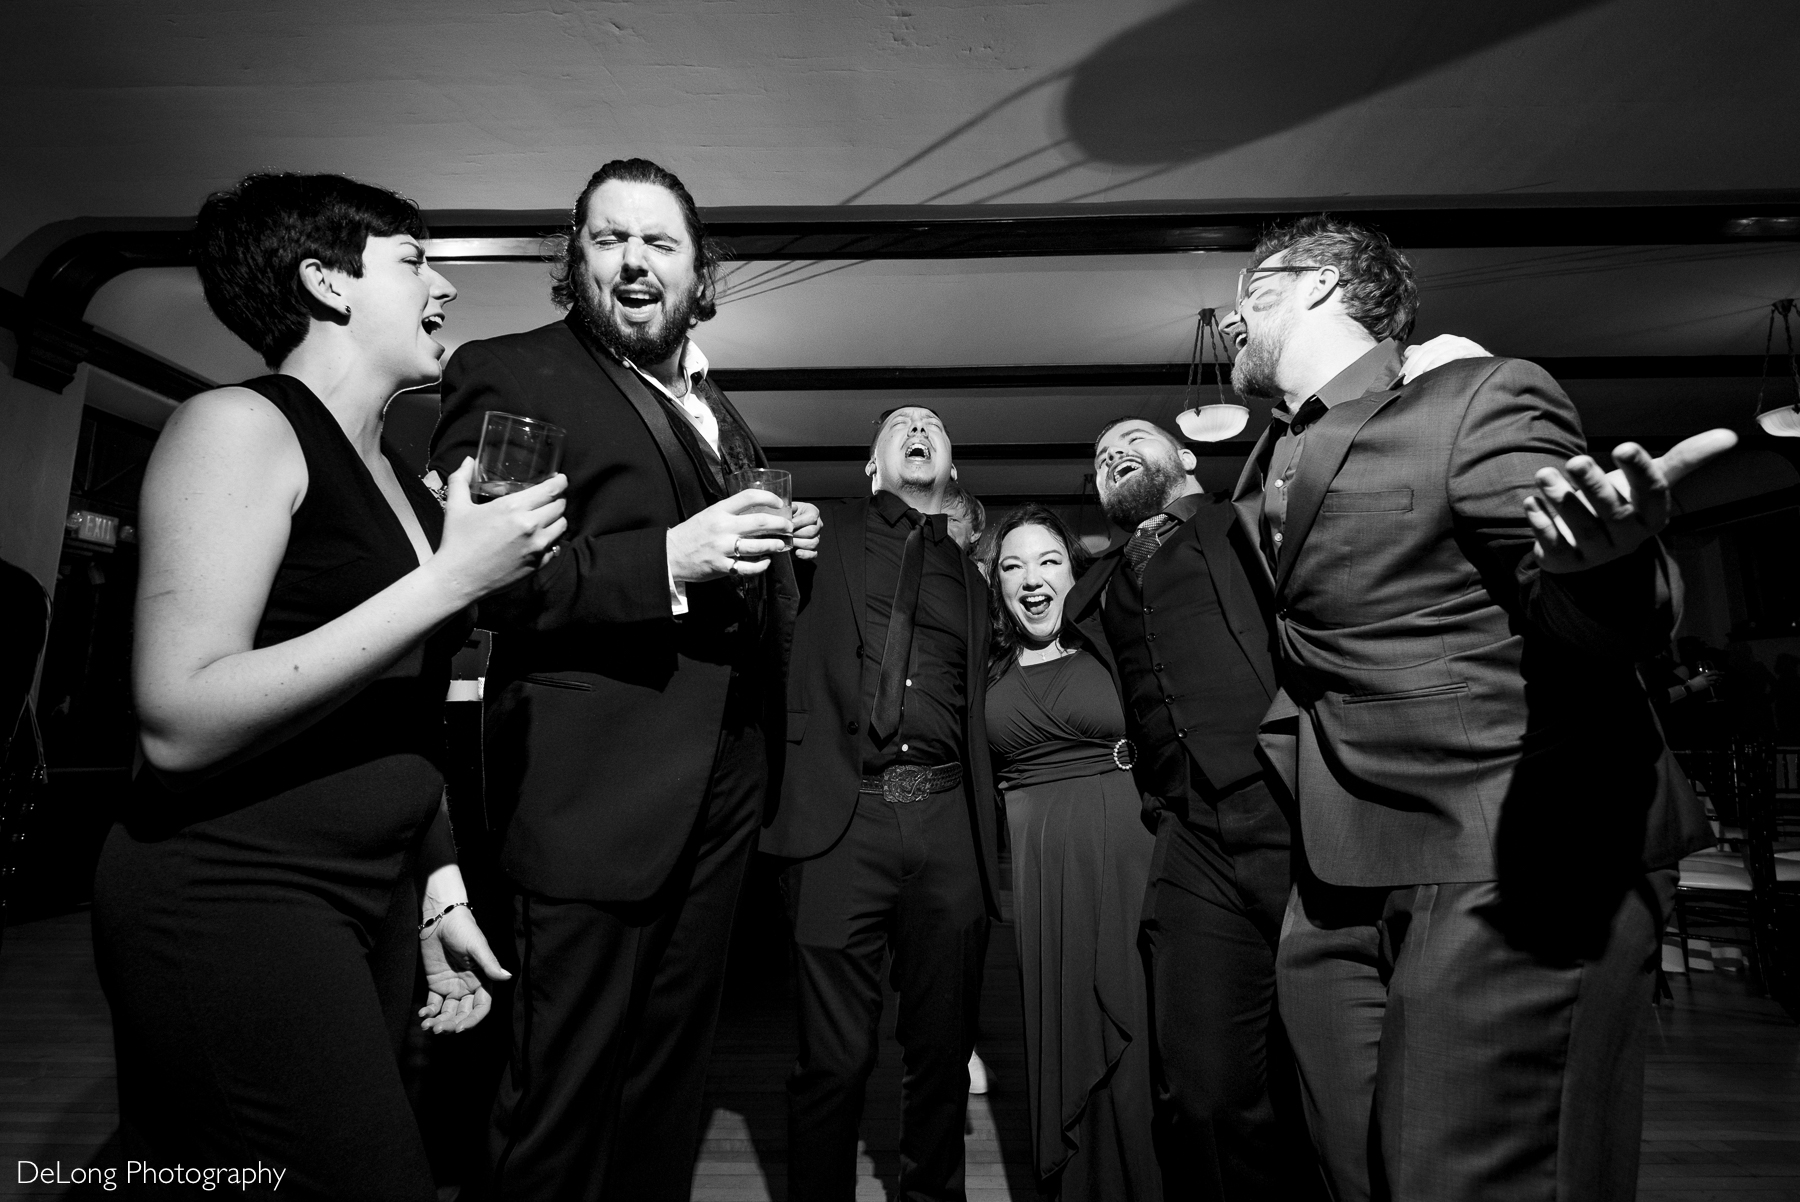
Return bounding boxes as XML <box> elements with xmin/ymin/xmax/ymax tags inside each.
<box><xmin>6</xmin><ymin>0</ymin><xmax>1800</xmax><ymax>286</ymax></box>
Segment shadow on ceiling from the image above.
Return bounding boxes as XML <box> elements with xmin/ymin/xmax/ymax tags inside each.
<box><xmin>845</xmin><ymin>0</ymin><xmax>1605</xmax><ymax>207</ymax></box>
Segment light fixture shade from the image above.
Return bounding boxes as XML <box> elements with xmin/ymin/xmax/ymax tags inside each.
<box><xmin>1177</xmin><ymin>402</ymin><xmax>1249</xmax><ymax>442</ymax></box>
<box><xmin>1757</xmin><ymin>404</ymin><xmax>1800</xmax><ymax>437</ymax></box>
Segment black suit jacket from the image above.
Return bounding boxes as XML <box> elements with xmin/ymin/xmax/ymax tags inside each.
<box><xmin>1066</xmin><ymin>494</ymin><xmax>1281</xmax><ymax>829</ymax></box>
<box><xmin>1230</xmin><ymin>355</ymin><xmax>1709</xmax><ymax>888</ymax></box>
<box><xmin>429</xmin><ymin>316</ymin><xmax>796</xmax><ymax>903</ymax></box>
<box><xmin>761</xmin><ymin>496</ymin><xmax>1001</xmax><ymax>919</ymax></box>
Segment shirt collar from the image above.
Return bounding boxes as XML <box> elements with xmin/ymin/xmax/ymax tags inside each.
<box><xmin>1161</xmin><ymin>491</ymin><xmax>1204</xmax><ymax>524</ymax></box>
<box><xmin>624</xmin><ymin>338</ymin><xmax>709</xmax><ymax>401</ymax></box>
<box><xmin>872</xmin><ymin>489</ymin><xmax>947</xmax><ymax>540</ymax></box>
<box><xmin>1278</xmin><ymin>339</ymin><xmax>1403</xmax><ymax>421</ymax></box>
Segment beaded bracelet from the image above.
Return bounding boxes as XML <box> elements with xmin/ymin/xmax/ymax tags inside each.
<box><xmin>418</xmin><ymin>901</ymin><xmax>473</xmax><ymax>935</ymax></box>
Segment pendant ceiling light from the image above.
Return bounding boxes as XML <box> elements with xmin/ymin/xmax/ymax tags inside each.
<box><xmin>1174</xmin><ymin>308</ymin><xmax>1247</xmax><ymax>442</ymax></box>
<box><xmin>1754</xmin><ymin>299</ymin><xmax>1800</xmax><ymax>436</ymax></box>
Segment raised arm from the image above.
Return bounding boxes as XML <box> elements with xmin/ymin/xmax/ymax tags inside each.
<box><xmin>1446</xmin><ymin>359</ymin><xmax>1684</xmax><ymax>659</ymax></box>
<box><xmin>135</xmin><ymin>387</ymin><xmax>564</xmax><ymax>775</ymax></box>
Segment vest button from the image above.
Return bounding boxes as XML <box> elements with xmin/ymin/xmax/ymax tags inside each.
<box><xmin>1176</xmin><ymin>728</ymin><xmax>1188</xmax><ymax>738</ymax></box>
<box><xmin>1145</xmin><ymin>632</ymin><xmax>1157</xmax><ymax>642</ymax></box>
<box><xmin>1154</xmin><ymin>663</ymin><xmax>1165</xmax><ymax>672</ymax></box>
<box><xmin>846</xmin><ymin>720</ymin><xmax>860</xmax><ymax>735</ymax></box>
<box><xmin>1143</xmin><ymin>606</ymin><xmax>1155</xmax><ymax>615</ymax></box>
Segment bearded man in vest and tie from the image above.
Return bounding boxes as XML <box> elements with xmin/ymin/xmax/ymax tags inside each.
<box><xmin>764</xmin><ymin>405</ymin><xmax>1001</xmax><ymax>1202</ymax></box>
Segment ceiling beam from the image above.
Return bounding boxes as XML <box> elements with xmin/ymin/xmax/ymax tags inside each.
<box><xmin>767</xmin><ymin>441</ymin><xmax>1253</xmax><ymax>462</ymax></box>
<box><xmin>713</xmin><ymin>357</ymin><xmax>1774</xmax><ymax>392</ymax></box>
<box><xmin>18</xmin><ymin>190</ymin><xmax>1800</xmax><ymax>327</ymax></box>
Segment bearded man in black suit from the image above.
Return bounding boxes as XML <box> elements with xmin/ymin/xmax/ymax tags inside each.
<box><xmin>428</xmin><ymin>158</ymin><xmax>821</xmax><ymax>1202</ymax></box>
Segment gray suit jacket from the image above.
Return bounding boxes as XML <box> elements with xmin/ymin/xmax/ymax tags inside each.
<box><xmin>1231</xmin><ymin>355</ymin><xmax>1710</xmax><ymax>888</ymax></box>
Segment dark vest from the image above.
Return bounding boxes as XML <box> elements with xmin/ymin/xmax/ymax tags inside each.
<box><xmin>1102</xmin><ymin>523</ymin><xmax>1272</xmax><ymax>811</ymax></box>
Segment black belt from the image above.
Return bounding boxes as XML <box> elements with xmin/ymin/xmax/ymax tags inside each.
<box><xmin>859</xmin><ymin>762</ymin><xmax>963</xmax><ymax>804</ymax></box>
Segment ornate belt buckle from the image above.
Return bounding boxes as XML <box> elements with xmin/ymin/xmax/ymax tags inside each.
<box><xmin>883</xmin><ymin>765</ymin><xmax>931</xmax><ymax>804</ymax></box>
<box><xmin>1111</xmin><ymin>739</ymin><xmax>1138</xmax><ymax>771</ymax></box>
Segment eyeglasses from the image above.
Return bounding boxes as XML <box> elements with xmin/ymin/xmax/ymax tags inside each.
<box><xmin>1235</xmin><ymin>264</ymin><xmax>1330</xmax><ymax>309</ymax></box>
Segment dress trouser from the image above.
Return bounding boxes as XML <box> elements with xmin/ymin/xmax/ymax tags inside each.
<box><xmin>1138</xmin><ymin>785</ymin><xmax>1323</xmax><ymax>1202</ymax></box>
<box><xmin>487</xmin><ymin>704</ymin><xmax>766</xmax><ymax>1202</ymax></box>
<box><xmin>783</xmin><ymin>786</ymin><xmax>991</xmax><ymax>1202</ymax></box>
<box><xmin>1277</xmin><ymin>861</ymin><xmax>1676</xmax><ymax>1202</ymax></box>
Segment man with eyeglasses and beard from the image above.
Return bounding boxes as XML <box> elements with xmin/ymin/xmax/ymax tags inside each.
<box><xmin>429</xmin><ymin>158</ymin><xmax>822</xmax><ymax>1201</ymax></box>
<box><xmin>1067</xmin><ymin>324</ymin><xmax>1481</xmax><ymax>1202</ymax></box>
<box><xmin>1221</xmin><ymin>215</ymin><xmax>1731</xmax><ymax>1201</ymax></box>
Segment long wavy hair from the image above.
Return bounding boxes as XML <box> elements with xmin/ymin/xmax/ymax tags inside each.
<box><xmin>984</xmin><ymin>503</ymin><xmax>1090</xmax><ymax>686</ymax></box>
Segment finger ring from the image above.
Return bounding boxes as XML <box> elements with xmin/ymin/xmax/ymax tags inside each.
<box><xmin>545</xmin><ymin>545</ymin><xmax>561</xmax><ymax>561</ymax></box>
<box><xmin>729</xmin><ymin>558</ymin><xmax>739</xmax><ymax>576</ymax></box>
<box><xmin>731</xmin><ymin>537</ymin><xmax>742</xmax><ymax>560</ymax></box>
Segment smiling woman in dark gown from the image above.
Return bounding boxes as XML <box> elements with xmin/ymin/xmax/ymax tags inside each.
<box><xmin>984</xmin><ymin>504</ymin><xmax>1160</xmax><ymax>1202</ymax></box>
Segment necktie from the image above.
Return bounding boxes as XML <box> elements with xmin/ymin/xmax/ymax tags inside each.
<box><xmin>870</xmin><ymin>510</ymin><xmax>927</xmax><ymax>741</ymax></box>
<box><xmin>1124</xmin><ymin>513</ymin><xmax>1175</xmax><ymax>584</ymax></box>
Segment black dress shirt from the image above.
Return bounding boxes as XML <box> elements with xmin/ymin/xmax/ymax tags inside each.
<box><xmin>861</xmin><ymin>490</ymin><xmax>968</xmax><ymax>773</ymax></box>
<box><xmin>1261</xmin><ymin>339</ymin><xmax>1404</xmax><ymax>555</ymax></box>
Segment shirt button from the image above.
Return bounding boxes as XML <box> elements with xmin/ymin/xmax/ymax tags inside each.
<box><xmin>1273</xmin><ymin>532</ymin><xmax>1284</xmax><ymax>544</ymax></box>
<box><xmin>905</xmin><ymin>678</ymin><xmax>912</xmax><ymax>687</ymax></box>
<box><xmin>846</xmin><ymin>720</ymin><xmax>860</xmax><ymax>735</ymax></box>
<box><xmin>901</xmin><ymin>743</ymin><xmax>909</xmax><ymax>752</ymax></box>
<box><xmin>1272</xmin><ymin>479</ymin><xmax>1283</xmax><ymax>489</ymax></box>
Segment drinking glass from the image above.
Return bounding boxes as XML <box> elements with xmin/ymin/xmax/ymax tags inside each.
<box><xmin>474</xmin><ymin>411</ymin><xmax>565</xmax><ymax>502</ymax></box>
<box><xmin>727</xmin><ymin>467</ymin><xmax>794</xmax><ymax>551</ymax></box>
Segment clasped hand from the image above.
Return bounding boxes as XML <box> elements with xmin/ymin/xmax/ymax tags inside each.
<box><xmin>1525</xmin><ymin>429</ymin><xmax>1736</xmax><ymax>573</ymax></box>
<box><xmin>668</xmin><ymin>490</ymin><xmax>824</xmax><ymax>583</ymax></box>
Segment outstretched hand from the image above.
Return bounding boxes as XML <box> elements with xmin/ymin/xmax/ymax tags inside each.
<box><xmin>1525</xmin><ymin>428</ymin><xmax>1737</xmax><ymax>573</ymax></box>
<box><xmin>418</xmin><ymin>906</ymin><xmax>512</xmax><ymax>1034</ymax></box>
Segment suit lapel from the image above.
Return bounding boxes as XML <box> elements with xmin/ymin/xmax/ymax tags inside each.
<box><xmin>1188</xmin><ymin>503</ymin><xmax>1279</xmax><ymax>697</ymax></box>
<box><xmin>834</xmin><ymin>497</ymin><xmax>870</xmax><ymax>645</ymax></box>
<box><xmin>1230</xmin><ymin>425</ymin><xmax>1279</xmax><ymax>596</ymax></box>
<box><xmin>1274</xmin><ymin>390</ymin><xmax>1402</xmax><ymax>591</ymax></box>
<box><xmin>568</xmin><ymin>319</ymin><xmax>712</xmax><ymax>518</ymax></box>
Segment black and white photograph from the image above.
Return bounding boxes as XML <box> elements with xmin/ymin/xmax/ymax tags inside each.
<box><xmin>0</xmin><ymin>2</ymin><xmax>1796</xmax><ymax>1199</ymax></box>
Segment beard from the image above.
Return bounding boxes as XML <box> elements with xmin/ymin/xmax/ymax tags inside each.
<box><xmin>571</xmin><ymin>264</ymin><xmax>699</xmax><ymax>368</ymax></box>
<box><xmin>1231</xmin><ymin>307</ymin><xmax>1290</xmax><ymax>403</ymax></box>
<box><xmin>1100</xmin><ymin>453</ymin><xmax>1188</xmax><ymax>530</ymax></box>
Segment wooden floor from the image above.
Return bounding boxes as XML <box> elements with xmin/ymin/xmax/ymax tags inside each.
<box><xmin>2</xmin><ymin>908</ymin><xmax>1795</xmax><ymax>1200</ymax></box>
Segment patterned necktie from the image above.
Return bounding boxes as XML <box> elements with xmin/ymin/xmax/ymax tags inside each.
<box><xmin>870</xmin><ymin>509</ymin><xmax>927</xmax><ymax>741</ymax></box>
<box><xmin>1124</xmin><ymin>513</ymin><xmax>1175</xmax><ymax>584</ymax></box>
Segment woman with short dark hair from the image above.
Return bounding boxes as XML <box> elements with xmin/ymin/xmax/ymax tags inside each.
<box><xmin>984</xmin><ymin>504</ymin><xmax>1160</xmax><ymax>1201</ymax></box>
<box><xmin>92</xmin><ymin>172</ymin><xmax>566</xmax><ymax>1200</ymax></box>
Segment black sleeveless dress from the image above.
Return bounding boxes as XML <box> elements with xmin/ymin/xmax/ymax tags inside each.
<box><xmin>987</xmin><ymin>649</ymin><xmax>1161</xmax><ymax>1202</ymax></box>
<box><xmin>92</xmin><ymin>375</ymin><xmax>472</xmax><ymax>1202</ymax></box>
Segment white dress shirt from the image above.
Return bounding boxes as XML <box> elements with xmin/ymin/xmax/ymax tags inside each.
<box><xmin>627</xmin><ymin>339</ymin><xmax>715</xmax><ymax>615</ymax></box>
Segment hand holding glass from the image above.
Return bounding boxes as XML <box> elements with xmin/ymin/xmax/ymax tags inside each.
<box><xmin>475</xmin><ymin>412</ymin><xmax>566</xmax><ymax>502</ymax></box>
<box><xmin>726</xmin><ymin>467</ymin><xmax>794</xmax><ymax>552</ymax></box>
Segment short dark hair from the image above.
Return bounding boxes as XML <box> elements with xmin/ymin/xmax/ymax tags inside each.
<box><xmin>1247</xmin><ymin>214</ymin><xmax>1418</xmax><ymax>342</ymax></box>
<box><xmin>1093</xmin><ymin>414</ymin><xmax>1182</xmax><ymax>452</ymax></box>
<box><xmin>194</xmin><ymin>172</ymin><xmax>426</xmax><ymax>367</ymax></box>
<box><xmin>869</xmin><ymin>405</ymin><xmax>945</xmax><ymax>456</ymax></box>
<box><xmin>984</xmin><ymin>503</ymin><xmax>1091</xmax><ymax>684</ymax></box>
<box><xmin>549</xmin><ymin>158</ymin><xmax>728</xmax><ymax>321</ymax></box>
